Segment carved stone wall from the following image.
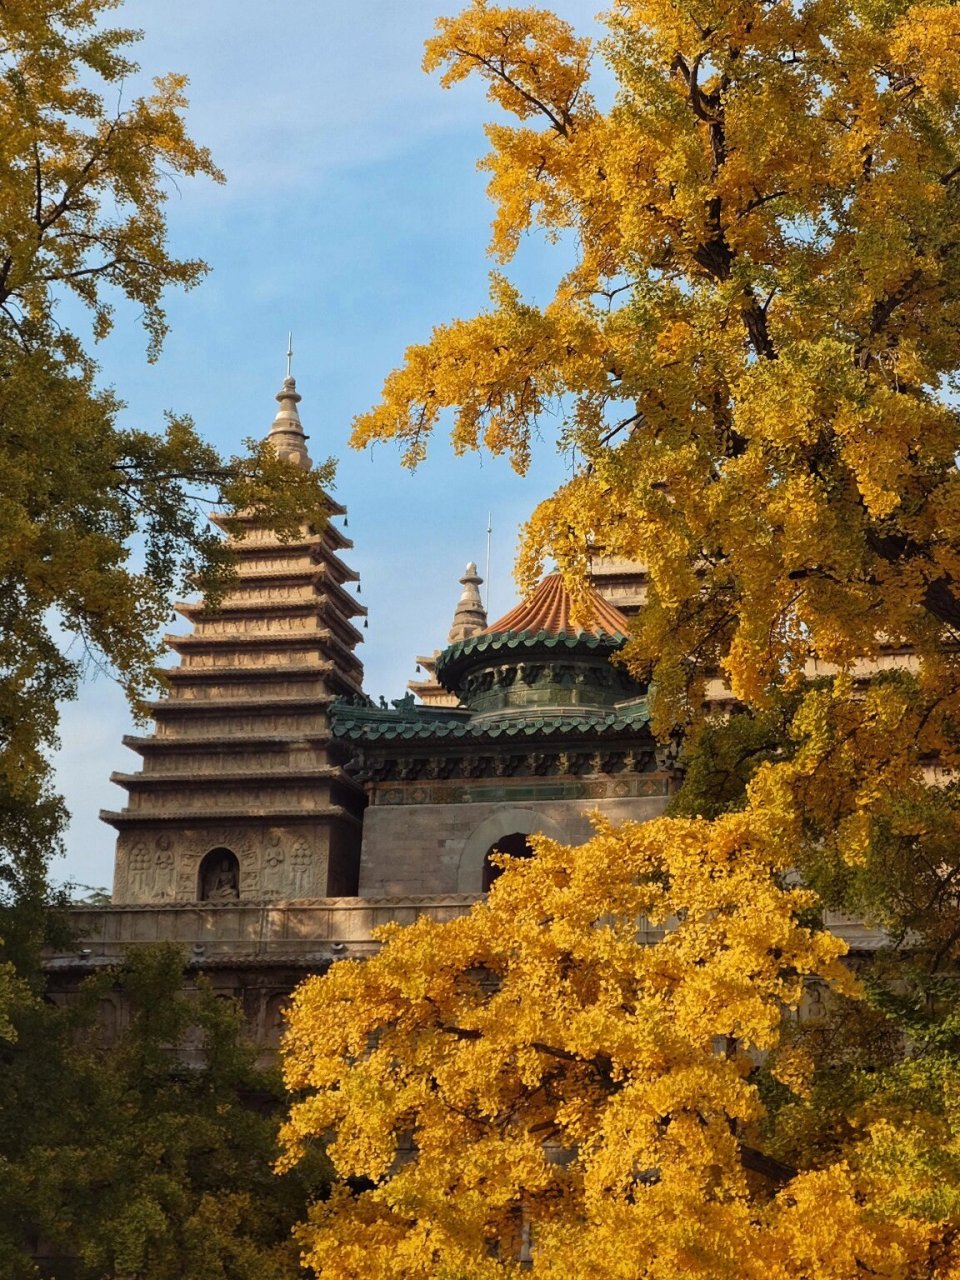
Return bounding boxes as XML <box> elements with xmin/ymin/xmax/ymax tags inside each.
<box><xmin>113</xmin><ymin>823</ymin><xmax>334</xmax><ymax>905</ymax></box>
<box><xmin>45</xmin><ymin>897</ymin><xmax>887</xmax><ymax>1074</ymax></box>
<box><xmin>58</xmin><ymin>897</ymin><xmax>483</xmax><ymax>960</ymax></box>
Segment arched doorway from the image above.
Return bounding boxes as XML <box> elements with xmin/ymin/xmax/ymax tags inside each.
<box><xmin>198</xmin><ymin>848</ymin><xmax>240</xmax><ymax>901</ymax></box>
<box><xmin>458</xmin><ymin>808</ymin><xmax>566</xmax><ymax>893</ymax></box>
<box><xmin>482</xmin><ymin>831</ymin><xmax>534</xmax><ymax>892</ymax></box>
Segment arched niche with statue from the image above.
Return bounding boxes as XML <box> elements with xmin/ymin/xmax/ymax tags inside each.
<box><xmin>197</xmin><ymin>847</ymin><xmax>240</xmax><ymax>902</ymax></box>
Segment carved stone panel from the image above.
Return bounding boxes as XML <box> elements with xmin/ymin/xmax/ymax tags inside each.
<box><xmin>127</xmin><ymin>843</ymin><xmax>152</xmax><ymax>899</ymax></box>
<box><xmin>289</xmin><ymin>838</ymin><xmax>315</xmax><ymax>898</ymax></box>
<box><xmin>153</xmin><ymin>845</ymin><xmax>176</xmax><ymax>900</ymax></box>
<box><xmin>262</xmin><ymin>830</ymin><xmax>287</xmax><ymax>898</ymax></box>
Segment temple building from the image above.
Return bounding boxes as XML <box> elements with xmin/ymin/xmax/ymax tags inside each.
<box><xmin>99</xmin><ymin>369</ymin><xmax>669</xmax><ymax>917</ymax></box>
<box><xmin>334</xmin><ymin>569</ymin><xmax>666</xmax><ymax>898</ymax></box>
<box><xmin>46</xmin><ymin>374</ymin><xmax>884</xmax><ymax>1037</ymax></box>
<box><xmin>43</xmin><ymin>374</ymin><xmax>673</xmax><ymax>1027</ymax></box>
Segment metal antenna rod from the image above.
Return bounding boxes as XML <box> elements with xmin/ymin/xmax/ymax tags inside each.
<box><xmin>484</xmin><ymin>511</ymin><xmax>492</xmax><ymax>610</ymax></box>
<box><xmin>286</xmin><ymin>332</ymin><xmax>293</xmax><ymax>378</ymax></box>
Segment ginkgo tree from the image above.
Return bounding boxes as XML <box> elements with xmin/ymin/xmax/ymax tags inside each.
<box><xmin>350</xmin><ymin>0</ymin><xmax>960</xmax><ymax>965</ymax></box>
<box><xmin>281</xmin><ymin>809</ymin><xmax>960</xmax><ymax>1277</ymax></box>
<box><xmin>280</xmin><ymin>0</ymin><xmax>960</xmax><ymax>1273</ymax></box>
<box><xmin>350</xmin><ymin>0</ymin><xmax>960</xmax><ymax>942</ymax></box>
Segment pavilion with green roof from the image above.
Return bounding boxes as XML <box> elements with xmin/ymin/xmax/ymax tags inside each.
<box><xmin>332</xmin><ymin>573</ymin><xmax>674</xmax><ymax>897</ymax></box>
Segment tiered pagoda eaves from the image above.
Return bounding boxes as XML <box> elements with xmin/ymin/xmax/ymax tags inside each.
<box><xmin>104</xmin><ymin>376</ymin><xmax>367</xmax><ymax>903</ymax></box>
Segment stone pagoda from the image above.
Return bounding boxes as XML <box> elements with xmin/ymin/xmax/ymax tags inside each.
<box><xmin>407</xmin><ymin>562</ymin><xmax>488</xmax><ymax>708</ymax></box>
<box><xmin>103</xmin><ymin>374</ymin><xmax>368</xmax><ymax>905</ymax></box>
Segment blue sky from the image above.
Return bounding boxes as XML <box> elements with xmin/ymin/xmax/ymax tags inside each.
<box><xmin>54</xmin><ymin>0</ymin><xmax>607</xmax><ymax>889</ymax></box>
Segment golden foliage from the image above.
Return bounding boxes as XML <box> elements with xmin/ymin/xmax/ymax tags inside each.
<box><xmin>355</xmin><ymin>0</ymin><xmax>960</xmax><ymax>978</ymax></box>
<box><xmin>322</xmin><ymin>1</ymin><xmax>960</xmax><ymax>1271</ymax></box>
<box><xmin>280</xmin><ymin>815</ymin><xmax>960</xmax><ymax>1276</ymax></box>
<box><xmin>0</xmin><ymin>0</ymin><xmax>223</xmax><ymax>358</ymax></box>
<box><xmin>355</xmin><ymin>0</ymin><xmax>960</xmax><ymax>716</ymax></box>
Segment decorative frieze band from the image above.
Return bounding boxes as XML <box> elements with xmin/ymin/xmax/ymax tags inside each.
<box><xmin>369</xmin><ymin>772</ymin><xmax>671</xmax><ymax>807</ymax></box>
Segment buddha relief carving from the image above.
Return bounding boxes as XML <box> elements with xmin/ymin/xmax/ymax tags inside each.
<box><xmin>198</xmin><ymin>848</ymin><xmax>240</xmax><ymax>901</ymax></box>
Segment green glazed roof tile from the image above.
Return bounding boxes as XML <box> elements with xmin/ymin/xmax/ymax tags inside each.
<box><xmin>330</xmin><ymin>695</ymin><xmax>650</xmax><ymax>744</ymax></box>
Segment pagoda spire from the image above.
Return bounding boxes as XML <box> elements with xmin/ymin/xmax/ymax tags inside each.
<box><xmin>407</xmin><ymin>560</ymin><xmax>487</xmax><ymax>707</ymax></box>
<box><xmin>448</xmin><ymin>562</ymin><xmax>487</xmax><ymax>643</ymax></box>
<box><xmin>266</xmin><ymin>365</ymin><xmax>311</xmax><ymax>470</ymax></box>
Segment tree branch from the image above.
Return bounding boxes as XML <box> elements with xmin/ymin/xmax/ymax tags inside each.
<box><xmin>452</xmin><ymin>46</ymin><xmax>572</xmax><ymax>136</ymax></box>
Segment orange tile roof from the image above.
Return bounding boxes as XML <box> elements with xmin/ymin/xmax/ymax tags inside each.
<box><xmin>483</xmin><ymin>572</ymin><xmax>630</xmax><ymax>639</ymax></box>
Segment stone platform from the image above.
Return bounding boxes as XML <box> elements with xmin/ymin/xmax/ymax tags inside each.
<box><xmin>47</xmin><ymin>898</ymin><xmax>890</xmax><ymax>974</ymax></box>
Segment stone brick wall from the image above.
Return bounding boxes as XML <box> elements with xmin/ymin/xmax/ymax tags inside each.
<box><xmin>358</xmin><ymin>793</ymin><xmax>672</xmax><ymax>896</ymax></box>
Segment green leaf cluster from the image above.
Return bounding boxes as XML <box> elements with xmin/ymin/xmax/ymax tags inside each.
<box><xmin>0</xmin><ymin>944</ymin><xmax>329</xmax><ymax>1279</ymax></box>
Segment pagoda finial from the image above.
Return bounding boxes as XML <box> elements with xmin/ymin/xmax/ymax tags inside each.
<box><xmin>447</xmin><ymin>561</ymin><xmax>487</xmax><ymax>643</ymax></box>
<box><xmin>266</xmin><ymin>344</ymin><xmax>311</xmax><ymax>470</ymax></box>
